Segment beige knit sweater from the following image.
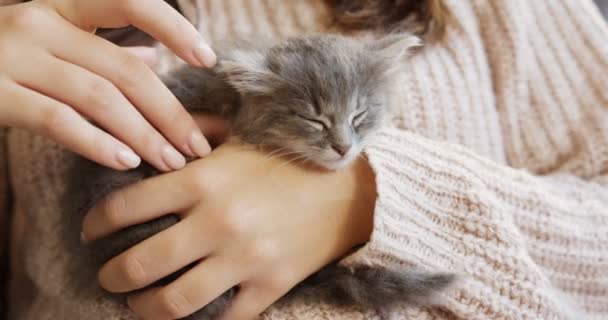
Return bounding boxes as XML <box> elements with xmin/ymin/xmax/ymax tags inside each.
<box><xmin>2</xmin><ymin>0</ymin><xmax>608</xmax><ymax>319</ymax></box>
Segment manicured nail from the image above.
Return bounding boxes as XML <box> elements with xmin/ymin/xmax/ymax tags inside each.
<box><xmin>193</xmin><ymin>40</ymin><xmax>217</xmax><ymax>67</ymax></box>
<box><xmin>189</xmin><ymin>131</ymin><xmax>211</xmax><ymax>157</ymax></box>
<box><xmin>80</xmin><ymin>232</ymin><xmax>88</xmax><ymax>244</ymax></box>
<box><xmin>117</xmin><ymin>149</ymin><xmax>141</xmax><ymax>169</ymax></box>
<box><xmin>162</xmin><ymin>145</ymin><xmax>186</xmax><ymax>170</ymax></box>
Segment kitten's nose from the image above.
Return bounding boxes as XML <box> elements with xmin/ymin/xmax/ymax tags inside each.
<box><xmin>332</xmin><ymin>144</ymin><xmax>352</xmax><ymax>157</ymax></box>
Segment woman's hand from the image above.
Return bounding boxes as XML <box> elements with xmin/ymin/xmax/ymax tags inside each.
<box><xmin>82</xmin><ymin>143</ymin><xmax>377</xmax><ymax>320</ymax></box>
<box><xmin>0</xmin><ymin>0</ymin><xmax>218</xmax><ymax>171</ymax></box>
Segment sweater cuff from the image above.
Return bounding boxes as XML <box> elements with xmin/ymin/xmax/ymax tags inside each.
<box><xmin>338</xmin><ymin>127</ymin><xmax>608</xmax><ymax>318</ymax></box>
<box><xmin>341</xmin><ymin>128</ymin><xmax>469</xmax><ymax>272</ymax></box>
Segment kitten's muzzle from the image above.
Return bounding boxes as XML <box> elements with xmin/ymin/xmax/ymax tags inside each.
<box><xmin>332</xmin><ymin>143</ymin><xmax>352</xmax><ymax>157</ymax></box>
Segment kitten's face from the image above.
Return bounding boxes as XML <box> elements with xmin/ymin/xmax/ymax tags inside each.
<box><xmin>221</xmin><ymin>34</ymin><xmax>419</xmax><ymax>170</ymax></box>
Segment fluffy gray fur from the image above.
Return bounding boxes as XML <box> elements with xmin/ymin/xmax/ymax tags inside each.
<box><xmin>61</xmin><ymin>34</ymin><xmax>454</xmax><ymax>319</ymax></box>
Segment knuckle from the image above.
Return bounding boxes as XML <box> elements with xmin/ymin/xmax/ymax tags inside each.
<box><xmin>119</xmin><ymin>254</ymin><xmax>147</xmax><ymax>286</ymax></box>
<box><xmin>139</xmin><ymin>129</ymin><xmax>164</xmax><ymax>153</ymax></box>
<box><xmin>158</xmin><ymin>287</ymin><xmax>194</xmax><ymax>319</ymax></box>
<box><xmin>188</xmin><ymin>162</ymin><xmax>225</xmax><ymax>194</ymax></box>
<box><xmin>115</xmin><ymin>52</ymin><xmax>147</xmax><ymax>88</ymax></box>
<box><xmin>101</xmin><ymin>192</ymin><xmax>128</xmax><ymax>228</ymax></box>
<box><xmin>168</xmin><ymin>105</ymin><xmax>192</xmax><ymax>126</ymax></box>
<box><xmin>217</xmin><ymin>203</ymin><xmax>250</xmax><ymax>237</ymax></box>
<box><xmin>247</xmin><ymin>238</ymin><xmax>279</xmax><ymax>263</ymax></box>
<box><xmin>117</xmin><ymin>0</ymin><xmax>140</xmax><ymax>16</ymax></box>
<box><xmin>37</xmin><ymin>106</ymin><xmax>68</xmax><ymax>137</ymax></box>
<box><xmin>188</xmin><ymin>172</ymin><xmax>209</xmax><ymax>195</ymax></box>
<box><xmin>84</xmin><ymin>79</ymin><xmax>118</xmax><ymax>110</ymax></box>
<box><xmin>5</xmin><ymin>6</ymin><xmax>48</xmax><ymax>30</ymax></box>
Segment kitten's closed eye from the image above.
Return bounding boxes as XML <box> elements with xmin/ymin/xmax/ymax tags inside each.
<box><xmin>300</xmin><ymin>115</ymin><xmax>328</xmax><ymax>131</ymax></box>
<box><xmin>352</xmin><ymin>110</ymin><xmax>368</xmax><ymax>127</ymax></box>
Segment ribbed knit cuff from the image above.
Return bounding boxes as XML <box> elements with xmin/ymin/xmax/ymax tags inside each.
<box><xmin>340</xmin><ymin>127</ymin><xmax>608</xmax><ymax>319</ymax></box>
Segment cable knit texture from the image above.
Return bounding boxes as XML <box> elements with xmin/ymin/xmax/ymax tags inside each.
<box><xmin>3</xmin><ymin>0</ymin><xmax>608</xmax><ymax>319</ymax></box>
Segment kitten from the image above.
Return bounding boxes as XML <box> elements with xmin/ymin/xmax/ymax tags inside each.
<box><xmin>165</xmin><ymin>33</ymin><xmax>405</xmax><ymax>170</ymax></box>
<box><xmin>62</xmin><ymin>34</ymin><xmax>455</xmax><ymax>319</ymax></box>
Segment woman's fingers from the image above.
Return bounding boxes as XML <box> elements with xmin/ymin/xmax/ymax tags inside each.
<box><xmin>46</xmin><ymin>20</ymin><xmax>211</xmax><ymax>160</ymax></box>
<box><xmin>82</xmin><ymin>167</ymin><xmax>202</xmax><ymax>242</ymax></box>
<box><xmin>192</xmin><ymin>114</ymin><xmax>229</xmax><ymax>147</ymax></box>
<box><xmin>122</xmin><ymin>46</ymin><xmax>158</xmax><ymax>68</ymax></box>
<box><xmin>98</xmin><ymin>216</ymin><xmax>212</xmax><ymax>292</ymax></box>
<box><xmin>0</xmin><ymin>2</ymin><xmax>215</xmax><ymax>171</ymax></box>
<box><xmin>13</xmin><ymin>54</ymin><xmax>185</xmax><ymax>171</ymax></box>
<box><xmin>47</xmin><ymin>0</ymin><xmax>216</xmax><ymax>67</ymax></box>
<box><xmin>126</xmin><ymin>257</ymin><xmax>241</xmax><ymax>320</ymax></box>
<box><xmin>0</xmin><ymin>79</ymin><xmax>140</xmax><ymax>170</ymax></box>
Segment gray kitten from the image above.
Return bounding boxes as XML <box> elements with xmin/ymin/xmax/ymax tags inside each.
<box><xmin>62</xmin><ymin>34</ymin><xmax>454</xmax><ymax>319</ymax></box>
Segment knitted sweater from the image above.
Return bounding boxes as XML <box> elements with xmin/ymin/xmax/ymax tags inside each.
<box><xmin>3</xmin><ymin>0</ymin><xmax>608</xmax><ymax>319</ymax></box>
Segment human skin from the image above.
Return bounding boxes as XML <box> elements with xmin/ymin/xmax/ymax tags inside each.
<box><xmin>82</xmin><ymin>133</ymin><xmax>377</xmax><ymax>320</ymax></box>
<box><xmin>0</xmin><ymin>0</ymin><xmax>221</xmax><ymax>171</ymax></box>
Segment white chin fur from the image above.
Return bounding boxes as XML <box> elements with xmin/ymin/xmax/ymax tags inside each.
<box><xmin>317</xmin><ymin>150</ymin><xmax>360</xmax><ymax>170</ymax></box>
<box><xmin>319</xmin><ymin>160</ymin><xmax>348</xmax><ymax>171</ymax></box>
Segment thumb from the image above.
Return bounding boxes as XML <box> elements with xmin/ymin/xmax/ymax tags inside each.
<box><xmin>122</xmin><ymin>46</ymin><xmax>159</xmax><ymax>68</ymax></box>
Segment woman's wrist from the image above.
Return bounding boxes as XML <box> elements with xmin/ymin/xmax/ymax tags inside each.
<box><xmin>314</xmin><ymin>156</ymin><xmax>377</xmax><ymax>258</ymax></box>
<box><xmin>347</xmin><ymin>156</ymin><xmax>377</xmax><ymax>245</ymax></box>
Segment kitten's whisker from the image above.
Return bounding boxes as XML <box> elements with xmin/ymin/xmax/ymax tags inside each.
<box><xmin>302</xmin><ymin>157</ymin><xmax>315</xmax><ymax>167</ymax></box>
<box><xmin>259</xmin><ymin>147</ymin><xmax>301</xmax><ymax>164</ymax></box>
<box><xmin>273</xmin><ymin>150</ymin><xmax>304</xmax><ymax>159</ymax></box>
<box><xmin>262</xmin><ymin>149</ymin><xmax>287</xmax><ymax>162</ymax></box>
<box><xmin>261</xmin><ymin>150</ymin><xmax>308</xmax><ymax>167</ymax></box>
<box><xmin>264</xmin><ymin>146</ymin><xmax>288</xmax><ymax>158</ymax></box>
<box><xmin>275</xmin><ymin>153</ymin><xmax>309</xmax><ymax>170</ymax></box>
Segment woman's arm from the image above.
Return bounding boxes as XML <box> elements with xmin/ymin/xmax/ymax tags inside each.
<box><xmin>338</xmin><ymin>127</ymin><xmax>608</xmax><ymax>319</ymax></box>
<box><xmin>338</xmin><ymin>2</ymin><xmax>608</xmax><ymax>318</ymax></box>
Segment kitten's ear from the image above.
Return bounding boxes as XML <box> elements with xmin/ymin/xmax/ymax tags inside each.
<box><xmin>368</xmin><ymin>34</ymin><xmax>421</xmax><ymax>79</ymax></box>
<box><xmin>217</xmin><ymin>50</ymin><xmax>277</xmax><ymax>95</ymax></box>
<box><xmin>369</xmin><ymin>33</ymin><xmax>422</xmax><ymax>61</ymax></box>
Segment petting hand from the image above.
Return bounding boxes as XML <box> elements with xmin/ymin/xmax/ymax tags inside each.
<box><xmin>0</xmin><ymin>0</ymin><xmax>218</xmax><ymax>171</ymax></box>
<box><xmin>82</xmin><ymin>143</ymin><xmax>377</xmax><ymax>320</ymax></box>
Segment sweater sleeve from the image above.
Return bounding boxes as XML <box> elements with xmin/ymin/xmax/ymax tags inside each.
<box><xmin>342</xmin><ymin>127</ymin><xmax>608</xmax><ymax>319</ymax></box>
<box><xmin>344</xmin><ymin>0</ymin><xmax>608</xmax><ymax>319</ymax></box>
<box><xmin>341</xmin><ymin>1</ymin><xmax>608</xmax><ymax>319</ymax></box>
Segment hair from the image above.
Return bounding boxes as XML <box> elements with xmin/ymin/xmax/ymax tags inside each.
<box><xmin>324</xmin><ymin>0</ymin><xmax>447</xmax><ymax>41</ymax></box>
<box><xmin>97</xmin><ymin>1</ymin><xmax>446</xmax><ymax>45</ymax></box>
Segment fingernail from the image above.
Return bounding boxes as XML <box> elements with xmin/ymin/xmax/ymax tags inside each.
<box><xmin>189</xmin><ymin>131</ymin><xmax>211</xmax><ymax>157</ymax></box>
<box><xmin>162</xmin><ymin>145</ymin><xmax>186</xmax><ymax>170</ymax></box>
<box><xmin>193</xmin><ymin>40</ymin><xmax>217</xmax><ymax>67</ymax></box>
<box><xmin>117</xmin><ymin>149</ymin><xmax>141</xmax><ymax>169</ymax></box>
<box><xmin>80</xmin><ymin>232</ymin><xmax>88</xmax><ymax>244</ymax></box>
